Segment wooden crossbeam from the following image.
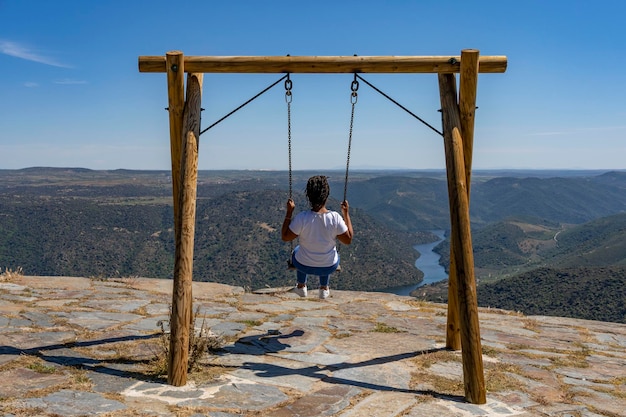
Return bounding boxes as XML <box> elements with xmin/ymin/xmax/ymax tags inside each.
<box><xmin>139</xmin><ymin>54</ymin><xmax>507</xmax><ymax>74</ymax></box>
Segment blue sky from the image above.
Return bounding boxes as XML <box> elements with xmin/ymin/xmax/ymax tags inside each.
<box><xmin>1</xmin><ymin>0</ymin><xmax>625</xmax><ymax>171</ymax></box>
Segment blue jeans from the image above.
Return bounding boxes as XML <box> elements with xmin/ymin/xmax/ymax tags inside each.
<box><xmin>291</xmin><ymin>247</ymin><xmax>339</xmax><ymax>287</ymax></box>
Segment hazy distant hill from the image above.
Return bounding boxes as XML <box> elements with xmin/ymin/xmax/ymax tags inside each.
<box><xmin>470</xmin><ymin>171</ymin><xmax>626</xmax><ymax>225</ymax></box>
<box><xmin>345</xmin><ymin>175</ymin><xmax>450</xmax><ymax>231</ymax></box>
<box><xmin>331</xmin><ymin>170</ymin><xmax>626</xmax><ymax>233</ymax></box>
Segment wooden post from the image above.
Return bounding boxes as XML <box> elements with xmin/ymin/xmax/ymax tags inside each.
<box><xmin>445</xmin><ymin>49</ymin><xmax>480</xmax><ymax>351</ymax></box>
<box><xmin>446</xmin><ymin>257</ymin><xmax>461</xmax><ymax>350</ymax></box>
<box><xmin>166</xmin><ymin>51</ymin><xmax>185</xmax><ymax>236</ymax></box>
<box><xmin>459</xmin><ymin>49</ymin><xmax>479</xmax><ymax>190</ymax></box>
<box><xmin>439</xmin><ymin>73</ymin><xmax>486</xmax><ymax>404</ymax></box>
<box><xmin>443</xmin><ymin>72</ymin><xmax>461</xmax><ymax>352</ymax></box>
<box><xmin>168</xmin><ymin>72</ymin><xmax>203</xmax><ymax>386</ymax></box>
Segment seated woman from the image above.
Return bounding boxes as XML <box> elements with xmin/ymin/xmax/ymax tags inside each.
<box><xmin>281</xmin><ymin>175</ymin><xmax>353</xmax><ymax>299</ymax></box>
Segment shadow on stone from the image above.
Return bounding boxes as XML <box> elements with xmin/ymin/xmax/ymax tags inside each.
<box><xmin>239</xmin><ymin>343</ymin><xmax>466</xmax><ymax>402</ymax></box>
<box><xmin>0</xmin><ymin>333</ymin><xmax>161</xmax><ymax>381</ymax></box>
<box><xmin>219</xmin><ymin>329</ymin><xmax>305</xmax><ymax>355</ymax></box>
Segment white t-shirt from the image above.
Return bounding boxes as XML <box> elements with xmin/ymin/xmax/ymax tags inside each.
<box><xmin>289</xmin><ymin>210</ymin><xmax>348</xmax><ymax>267</ymax></box>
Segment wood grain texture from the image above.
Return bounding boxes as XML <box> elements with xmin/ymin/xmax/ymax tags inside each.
<box><xmin>439</xmin><ymin>73</ymin><xmax>486</xmax><ymax>404</ymax></box>
<box><xmin>166</xmin><ymin>51</ymin><xmax>184</xmax><ymax>240</ymax></box>
<box><xmin>139</xmin><ymin>54</ymin><xmax>507</xmax><ymax>74</ymax></box>
<box><xmin>168</xmin><ymin>73</ymin><xmax>203</xmax><ymax>386</ymax></box>
<box><xmin>459</xmin><ymin>49</ymin><xmax>479</xmax><ymax>190</ymax></box>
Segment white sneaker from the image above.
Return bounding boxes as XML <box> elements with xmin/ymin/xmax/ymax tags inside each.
<box><xmin>294</xmin><ymin>286</ymin><xmax>307</xmax><ymax>297</ymax></box>
<box><xmin>319</xmin><ymin>288</ymin><xmax>330</xmax><ymax>299</ymax></box>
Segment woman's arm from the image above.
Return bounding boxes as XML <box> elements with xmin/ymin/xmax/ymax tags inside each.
<box><xmin>281</xmin><ymin>199</ymin><xmax>298</xmax><ymax>242</ymax></box>
<box><xmin>337</xmin><ymin>200</ymin><xmax>353</xmax><ymax>245</ymax></box>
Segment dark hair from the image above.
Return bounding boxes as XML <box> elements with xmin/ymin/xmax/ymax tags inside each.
<box><xmin>305</xmin><ymin>175</ymin><xmax>329</xmax><ymax>212</ymax></box>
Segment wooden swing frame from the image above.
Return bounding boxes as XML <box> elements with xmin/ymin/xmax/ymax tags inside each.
<box><xmin>137</xmin><ymin>50</ymin><xmax>508</xmax><ymax>404</ymax></box>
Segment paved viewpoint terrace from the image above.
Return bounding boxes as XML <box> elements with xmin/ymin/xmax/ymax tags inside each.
<box><xmin>0</xmin><ymin>275</ymin><xmax>624</xmax><ymax>416</ymax></box>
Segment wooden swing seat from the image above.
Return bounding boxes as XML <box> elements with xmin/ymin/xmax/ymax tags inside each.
<box><xmin>286</xmin><ymin>259</ymin><xmax>341</xmax><ymax>272</ymax></box>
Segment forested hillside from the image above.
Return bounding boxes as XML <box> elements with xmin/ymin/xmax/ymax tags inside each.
<box><xmin>542</xmin><ymin>212</ymin><xmax>626</xmax><ymax>267</ymax></box>
<box><xmin>477</xmin><ymin>267</ymin><xmax>626</xmax><ymax>323</ymax></box>
<box><xmin>0</xmin><ymin>169</ymin><xmax>430</xmax><ymax>291</ymax></box>
<box><xmin>416</xmin><ymin>213</ymin><xmax>626</xmax><ymax>323</ymax></box>
<box><xmin>2</xmin><ymin>168</ymin><xmax>626</xmax><ymax>322</ymax></box>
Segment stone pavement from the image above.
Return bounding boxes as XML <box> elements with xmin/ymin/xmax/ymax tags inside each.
<box><xmin>0</xmin><ymin>275</ymin><xmax>624</xmax><ymax>416</ymax></box>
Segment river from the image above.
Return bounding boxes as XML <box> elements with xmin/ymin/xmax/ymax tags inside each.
<box><xmin>380</xmin><ymin>230</ymin><xmax>448</xmax><ymax>296</ymax></box>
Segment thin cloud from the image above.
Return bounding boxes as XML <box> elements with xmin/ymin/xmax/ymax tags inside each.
<box><xmin>0</xmin><ymin>39</ymin><xmax>71</xmax><ymax>68</ymax></box>
<box><xmin>54</xmin><ymin>79</ymin><xmax>87</xmax><ymax>85</ymax></box>
<box><xmin>23</xmin><ymin>82</ymin><xmax>39</xmax><ymax>88</ymax></box>
<box><xmin>530</xmin><ymin>125</ymin><xmax>626</xmax><ymax>137</ymax></box>
<box><xmin>529</xmin><ymin>131</ymin><xmax>569</xmax><ymax>137</ymax></box>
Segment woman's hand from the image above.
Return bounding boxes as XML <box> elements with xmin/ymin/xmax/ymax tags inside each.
<box><xmin>338</xmin><ymin>200</ymin><xmax>353</xmax><ymax>245</ymax></box>
<box><xmin>282</xmin><ymin>199</ymin><xmax>298</xmax><ymax>242</ymax></box>
<box><xmin>286</xmin><ymin>199</ymin><xmax>295</xmax><ymax>216</ymax></box>
<box><xmin>341</xmin><ymin>200</ymin><xmax>349</xmax><ymax>216</ymax></box>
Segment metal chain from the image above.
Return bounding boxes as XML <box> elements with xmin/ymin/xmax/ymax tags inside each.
<box><xmin>200</xmin><ymin>74</ymin><xmax>288</xmax><ymax>136</ymax></box>
<box><xmin>355</xmin><ymin>74</ymin><xmax>443</xmax><ymax>137</ymax></box>
<box><xmin>284</xmin><ymin>74</ymin><xmax>295</xmax><ymax>259</ymax></box>
<box><xmin>343</xmin><ymin>74</ymin><xmax>358</xmax><ymax>202</ymax></box>
<box><xmin>285</xmin><ymin>74</ymin><xmax>293</xmax><ymax>199</ymax></box>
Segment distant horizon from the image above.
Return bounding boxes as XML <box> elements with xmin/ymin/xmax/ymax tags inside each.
<box><xmin>3</xmin><ymin>166</ymin><xmax>625</xmax><ymax>174</ymax></box>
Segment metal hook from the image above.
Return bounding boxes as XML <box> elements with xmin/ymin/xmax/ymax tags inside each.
<box><xmin>350</xmin><ymin>74</ymin><xmax>359</xmax><ymax>104</ymax></box>
<box><xmin>285</xmin><ymin>73</ymin><xmax>293</xmax><ymax>104</ymax></box>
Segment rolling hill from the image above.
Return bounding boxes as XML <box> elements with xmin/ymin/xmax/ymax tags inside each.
<box><xmin>0</xmin><ymin>170</ymin><xmax>431</xmax><ymax>292</ymax></box>
<box><xmin>415</xmin><ymin>212</ymin><xmax>626</xmax><ymax>323</ymax></box>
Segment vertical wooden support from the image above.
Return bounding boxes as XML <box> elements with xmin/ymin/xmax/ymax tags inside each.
<box><xmin>445</xmin><ymin>49</ymin><xmax>480</xmax><ymax>351</ymax></box>
<box><xmin>459</xmin><ymin>49</ymin><xmax>479</xmax><ymax>189</ymax></box>
<box><xmin>446</xmin><ymin>256</ymin><xmax>461</xmax><ymax>349</ymax></box>
<box><xmin>166</xmin><ymin>51</ymin><xmax>185</xmax><ymax>235</ymax></box>
<box><xmin>168</xmin><ymin>72</ymin><xmax>203</xmax><ymax>386</ymax></box>
<box><xmin>439</xmin><ymin>73</ymin><xmax>486</xmax><ymax>404</ymax></box>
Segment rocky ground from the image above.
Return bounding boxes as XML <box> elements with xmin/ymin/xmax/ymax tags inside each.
<box><xmin>0</xmin><ymin>274</ymin><xmax>624</xmax><ymax>416</ymax></box>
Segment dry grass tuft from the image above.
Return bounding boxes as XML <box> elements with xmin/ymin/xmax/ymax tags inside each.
<box><xmin>410</xmin><ymin>349</ymin><xmax>526</xmax><ymax>396</ymax></box>
<box><xmin>0</xmin><ymin>266</ymin><xmax>24</xmax><ymax>282</ymax></box>
<box><xmin>372</xmin><ymin>322</ymin><xmax>404</xmax><ymax>333</ymax></box>
<box><xmin>522</xmin><ymin>318</ymin><xmax>540</xmax><ymax>332</ymax></box>
<box><xmin>548</xmin><ymin>343</ymin><xmax>591</xmax><ymax>369</ymax></box>
<box><xmin>149</xmin><ymin>306</ymin><xmax>226</xmax><ymax>379</ymax></box>
<box><xmin>484</xmin><ymin>362</ymin><xmax>525</xmax><ymax>392</ymax></box>
<box><xmin>27</xmin><ymin>360</ymin><xmax>57</xmax><ymax>374</ymax></box>
<box><xmin>412</xmin><ymin>349</ymin><xmax>461</xmax><ymax>369</ymax></box>
<box><xmin>238</xmin><ymin>319</ymin><xmax>263</xmax><ymax>327</ymax></box>
<box><xmin>482</xmin><ymin>345</ymin><xmax>500</xmax><ymax>358</ymax></box>
<box><xmin>409</xmin><ymin>349</ymin><xmax>465</xmax><ymax>395</ymax></box>
<box><xmin>111</xmin><ymin>275</ymin><xmax>142</xmax><ymax>288</ymax></box>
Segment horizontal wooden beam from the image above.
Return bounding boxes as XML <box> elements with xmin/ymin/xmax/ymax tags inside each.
<box><xmin>138</xmin><ymin>53</ymin><xmax>507</xmax><ymax>74</ymax></box>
